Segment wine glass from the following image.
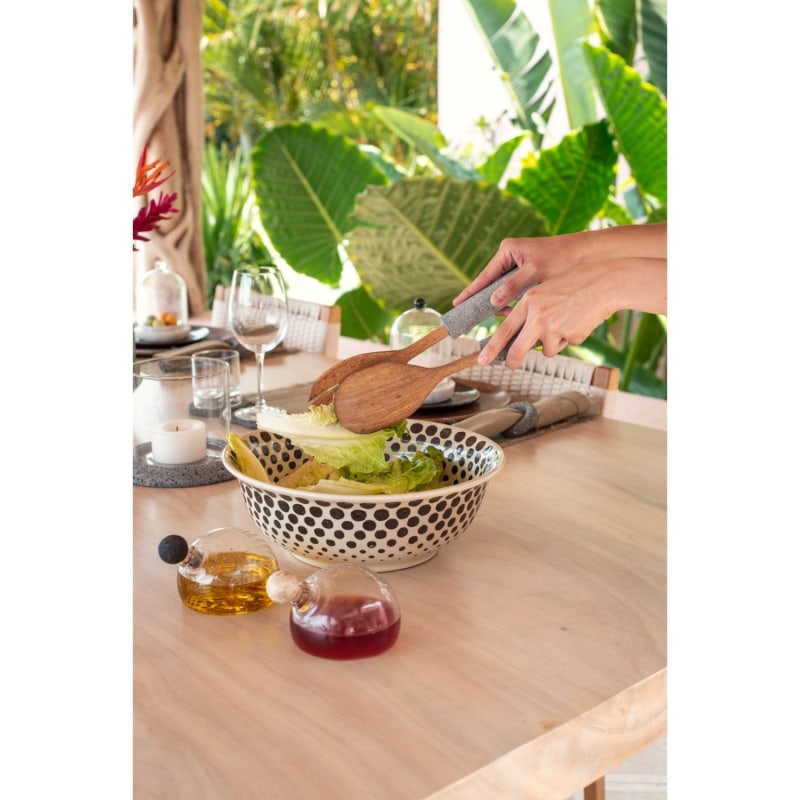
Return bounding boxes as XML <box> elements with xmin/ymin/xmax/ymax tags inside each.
<box><xmin>228</xmin><ymin>266</ymin><xmax>289</xmax><ymax>426</ymax></box>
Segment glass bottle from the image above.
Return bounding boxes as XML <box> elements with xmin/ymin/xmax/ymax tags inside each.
<box><xmin>266</xmin><ymin>565</ymin><xmax>401</xmax><ymax>659</ymax></box>
<box><xmin>390</xmin><ymin>297</ymin><xmax>454</xmax><ymax>403</ymax></box>
<box><xmin>390</xmin><ymin>297</ymin><xmax>450</xmax><ymax>367</ymax></box>
<box><xmin>158</xmin><ymin>527</ymin><xmax>279</xmax><ymax>615</ymax></box>
<box><xmin>136</xmin><ymin>257</ymin><xmax>189</xmax><ymax>329</ymax></box>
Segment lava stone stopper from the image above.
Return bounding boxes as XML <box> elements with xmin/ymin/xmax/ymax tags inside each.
<box><xmin>158</xmin><ymin>534</ymin><xmax>189</xmax><ymax>564</ymax></box>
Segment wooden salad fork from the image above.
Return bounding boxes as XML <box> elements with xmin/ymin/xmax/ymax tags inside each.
<box><xmin>308</xmin><ymin>267</ymin><xmax>534</xmax><ymax>406</ymax></box>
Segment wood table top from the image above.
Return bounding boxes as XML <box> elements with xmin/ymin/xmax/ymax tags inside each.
<box><xmin>133</xmin><ymin>350</ymin><xmax>666</xmax><ymax>799</ymax></box>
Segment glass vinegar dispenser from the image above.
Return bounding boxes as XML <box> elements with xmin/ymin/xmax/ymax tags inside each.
<box><xmin>158</xmin><ymin>527</ymin><xmax>279</xmax><ymax>615</ymax></box>
<box><xmin>266</xmin><ymin>565</ymin><xmax>401</xmax><ymax>659</ymax></box>
<box><xmin>136</xmin><ymin>257</ymin><xmax>189</xmax><ymax>328</ymax></box>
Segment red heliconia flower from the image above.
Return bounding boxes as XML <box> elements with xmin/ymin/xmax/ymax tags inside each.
<box><xmin>133</xmin><ymin>146</ymin><xmax>179</xmax><ymax>250</ymax></box>
<box><xmin>133</xmin><ymin>192</ymin><xmax>180</xmax><ymax>250</ymax></box>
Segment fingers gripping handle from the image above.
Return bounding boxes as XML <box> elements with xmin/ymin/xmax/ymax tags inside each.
<box><xmin>442</xmin><ymin>267</ymin><xmax>535</xmax><ymax>338</ymax></box>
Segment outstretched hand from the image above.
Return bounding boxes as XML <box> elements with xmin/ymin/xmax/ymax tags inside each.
<box><xmin>452</xmin><ymin>222</ymin><xmax>667</xmax><ymax>368</ymax></box>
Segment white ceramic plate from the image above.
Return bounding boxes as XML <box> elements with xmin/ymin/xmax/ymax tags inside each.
<box><xmin>134</xmin><ymin>323</ymin><xmax>193</xmax><ymax>344</ymax></box>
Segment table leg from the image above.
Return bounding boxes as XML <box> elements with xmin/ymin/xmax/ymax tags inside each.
<box><xmin>584</xmin><ymin>776</ymin><xmax>605</xmax><ymax>800</ymax></box>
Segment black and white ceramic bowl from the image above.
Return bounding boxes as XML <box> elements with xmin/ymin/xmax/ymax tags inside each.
<box><xmin>222</xmin><ymin>420</ymin><xmax>504</xmax><ymax>571</ymax></box>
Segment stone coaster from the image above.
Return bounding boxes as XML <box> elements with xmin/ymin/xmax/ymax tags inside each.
<box><xmin>133</xmin><ymin>439</ymin><xmax>234</xmax><ymax>488</ymax></box>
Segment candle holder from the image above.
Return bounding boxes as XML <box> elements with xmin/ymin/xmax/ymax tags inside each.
<box><xmin>133</xmin><ymin>356</ymin><xmax>233</xmax><ymax>488</ymax></box>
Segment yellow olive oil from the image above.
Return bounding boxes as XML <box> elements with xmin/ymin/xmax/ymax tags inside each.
<box><xmin>177</xmin><ymin>551</ymin><xmax>277</xmax><ymax>615</ymax></box>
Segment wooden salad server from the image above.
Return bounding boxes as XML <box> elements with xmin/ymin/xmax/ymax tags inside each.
<box><xmin>308</xmin><ymin>267</ymin><xmax>533</xmax><ymax>405</ymax></box>
<box><xmin>332</xmin><ymin>350</ymin><xmax>490</xmax><ymax>433</ymax></box>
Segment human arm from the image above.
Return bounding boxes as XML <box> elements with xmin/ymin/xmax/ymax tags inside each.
<box><xmin>451</xmin><ymin>222</ymin><xmax>667</xmax><ymax>368</ymax></box>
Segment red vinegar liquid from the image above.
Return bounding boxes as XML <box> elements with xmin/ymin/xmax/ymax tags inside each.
<box><xmin>290</xmin><ymin>594</ymin><xmax>401</xmax><ymax>659</ymax></box>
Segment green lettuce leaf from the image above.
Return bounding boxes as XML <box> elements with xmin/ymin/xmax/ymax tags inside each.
<box><xmin>338</xmin><ymin>446</ymin><xmax>445</xmax><ymax>493</ymax></box>
<box><xmin>257</xmin><ymin>404</ymin><xmax>407</xmax><ymax>474</ymax></box>
<box><xmin>257</xmin><ymin>406</ymin><xmax>445</xmax><ymax>493</ymax></box>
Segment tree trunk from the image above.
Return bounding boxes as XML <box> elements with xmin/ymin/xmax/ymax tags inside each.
<box><xmin>133</xmin><ymin>0</ymin><xmax>206</xmax><ymax>315</ymax></box>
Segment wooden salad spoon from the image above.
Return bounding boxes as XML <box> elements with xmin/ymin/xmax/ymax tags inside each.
<box><xmin>308</xmin><ymin>267</ymin><xmax>534</xmax><ymax>405</ymax></box>
<box><xmin>333</xmin><ymin>350</ymin><xmax>490</xmax><ymax>433</ymax></box>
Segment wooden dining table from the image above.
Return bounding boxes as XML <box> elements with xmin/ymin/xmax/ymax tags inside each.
<box><xmin>133</xmin><ymin>346</ymin><xmax>666</xmax><ymax>799</ymax></box>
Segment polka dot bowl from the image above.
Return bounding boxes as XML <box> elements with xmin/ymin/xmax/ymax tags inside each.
<box><xmin>222</xmin><ymin>420</ymin><xmax>505</xmax><ymax>572</ymax></box>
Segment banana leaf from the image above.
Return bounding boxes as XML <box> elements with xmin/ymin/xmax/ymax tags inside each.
<box><xmin>346</xmin><ymin>178</ymin><xmax>549</xmax><ymax>313</ymax></box>
<box><xmin>505</xmin><ymin>121</ymin><xmax>617</xmax><ymax>234</ymax></box>
<box><xmin>595</xmin><ymin>0</ymin><xmax>668</xmax><ymax>96</ymax></box>
<box><xmin>460</xmin><ymin>0</ymin><xmax>556</xmax><ymax>145</ymax></box>
<box><xmin>595</xmin><ymin>0</ymin><xmax>638</xmax><ymax>63</ymax></box>
<box><xmin>250</xmin><ymin>123</ymin><xmax>389</xmax><ymax>287</ymax></box>
<box><xmin>641</xmin><ymin>0</ymin><xmax>668</xmax><ymax>96</ymax></box>
<box><xmin>583</xmin><ymin>43</ymin><xmax>667</xmax><ymax>204</ymax></box>
<box><xmin>547</xmin><ymin>0</ymin><xmax>598</xmax><ymax>129</ymax></box>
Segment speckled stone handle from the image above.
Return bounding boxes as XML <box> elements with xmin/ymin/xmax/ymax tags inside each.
<box><xmin>441</xmin><ymin>267</ymin><xmax>530</xmax><ymax>337</ymax></box>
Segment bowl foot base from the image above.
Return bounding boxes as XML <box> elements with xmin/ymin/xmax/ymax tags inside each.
<box><xmin>288</xmin><ymin>550</ymin><xmax>439</xmax><ymax>573</ymax></box>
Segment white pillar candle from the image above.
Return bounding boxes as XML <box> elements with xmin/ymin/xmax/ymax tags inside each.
<box><xmin>151</xmin><ymin>419</ymin><xmax>207</xmax><ymax>464</ymax></box>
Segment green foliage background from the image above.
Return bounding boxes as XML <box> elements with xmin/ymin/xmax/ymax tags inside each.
<box><xmin>200</xmin><ymin>0</ymin><xmax>667</xmax><ymax>398</ymax></box>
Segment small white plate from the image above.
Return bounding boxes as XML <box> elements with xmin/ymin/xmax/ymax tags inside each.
<box><xmin>134</xmin><ymin>323</ymin><xmax>192</xmax><ymax>344</ymax></box>
<box><xmin>422</xmin><ymin>377</ymin><xmax>456</xmax><ymax>405</ymax></box>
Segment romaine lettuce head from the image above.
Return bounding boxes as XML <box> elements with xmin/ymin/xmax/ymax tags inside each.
<box><xmin>256</xmin><ymin>404</ymin><xmax>407</xmax><ymax>474</ymax></box>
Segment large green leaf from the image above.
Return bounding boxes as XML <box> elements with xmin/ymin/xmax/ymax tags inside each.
<box><xmin>567</xmin><ymin>334</ymin><xmax>667</xmax><ymax>398</ymax></box>
<box><xmin>548</xmin><ymin>0</ymin><xmax>599</xmax><ymax>130</ymax></box>
<box><xmin>250</xmin><ymin>123</ymin><xmax>389</xmax><ymax>286</ymax></box>
<box><xmin>370</xmin><ymin>106</ymin><xmax>480</xmax><ymax>180</ymax></box>
<box><xmin>335</xmin><ymin>286</ymin><xmax>395</xmax><ymax>342</ymax></box>
<box><xmin>619</xmin><ymin>311</ymin><xmax>666</xmax><ymax>391</ymax></box>
<box><xmin>640</xmin><ymin>0</ymin><xmax>667</xmax><ymax>97</ymax></box>
<box><xmin>583</xmin><ymin>43</ymin><xmax>667</xmax><ymax>204</ymax></box>
<box><xmin>346</xmin><ymin>178</ymin><xmax>548</xmax><ymax>313</ymax></box>
<box><xmin>460</xmin><ymin>0</ymin><xmax>556</xmax><ymax>145</ymax></box>
<box><xmin>476</xmin><ymin>133</ymin><xmax>531</xmax><ymax>185</ymax></box>
<box><xmin>505</xmin><ymin>121</ymin><xmax>617</xmax><ymax>233</ymax></box>
<box><xmin>595</xmin><ymin>0</ymin><xmax>638</xmax><ymax>63</ymax></box>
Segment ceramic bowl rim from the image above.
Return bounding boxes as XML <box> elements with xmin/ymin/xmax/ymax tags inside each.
<box><xmin>222</xmin><ymin>420</ymin><xmax>505</xmax><ymax>502</ymax></box>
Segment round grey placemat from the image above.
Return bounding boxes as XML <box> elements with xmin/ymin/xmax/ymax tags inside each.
<box><xmin>133</xmin><ymin>439</ymin><xmax>234</xmax><ymax>488</ymax></box>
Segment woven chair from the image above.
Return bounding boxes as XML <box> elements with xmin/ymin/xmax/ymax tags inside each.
<box><xmin>445</xmin><ymin>336</ymin><xmax>619</xmax><ymax>400</ymax></box>
<box><xmin>211</xmin><ymin>285</ymin><xmax>341</xmax><ymax>358</ymax></box>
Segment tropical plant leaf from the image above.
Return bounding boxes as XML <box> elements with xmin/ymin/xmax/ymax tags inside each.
<box><xmin>370</xmin><ymin>106</ymin><xmax>480</xmax><ymax>180</ymax></box>
<box><xmin>619</xmin><ymin>312</ymin><xmax>667</xmax><ymax>391</ymax></box>
<box><xmin>201</xmin><ymin>142</ymin><xmax>270</xmax><ymax>303</ymax></box>
<box><xmin>646</xmin><ymin>205</ymin><xmax>668</xmax><ymax>223</ymax></box>
<box><xmin>547</xmin><ymin>0</ymin><xmax>599</xmax><ymax>130</ymax></box>
<box><xmin>251</xmin><ymin>123</ymin><xmax>389</xmax><ymax>286</ymax></box>
<box><xmin>595</xmin><ymin>0</ymin><xmax>638</xmax><ymax>63</ymax></box>
<box><xmin>461</xmin><ymin>0</ymin><xmax>556</xmax><ymax>146</ymax></box>
<box><xmin>567</xmin><ymin>335</ymin><xmax>667</xmax><ymax>398</ymax></box>
<box><xmin>358</xmin><ymin>144</ymin><xmax>407</xmax><ymax>183</ymax></box>
<box><xmin>640</xmin><ymin>0</ymin><xmax>667</xmax><ymax>96</ymax></box>
<box><xmin>476</xmin><ymin>133</ymin><xmax>531</xmax><ymax>185</ymax></box>
<box><xmin>346</xmin><ymin>178</ymin><xmax>548</xmax><ymax>313</ymax></box>
<box><xmin>598</xmin><ymin>197</ymin><xmax>636</xmax><ymax>226</ymax></box>
<box><xmin>506</xmin><ymin>121</ymin><xmax>617</xmax><ymax>234</ymax></box>
<box><xmin>335</xmin><ymin>286</ymin><xmax>395</xmax><ymax>342</ymax></box>
<box><xmin>583</xmin><ymin>43</ymin><xmax>667</xmax><ymax>204</ymax></box>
